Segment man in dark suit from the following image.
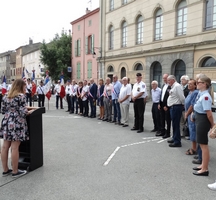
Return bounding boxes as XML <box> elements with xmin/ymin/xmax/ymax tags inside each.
<box><xmin>158</xmin><ymin>74</ymin><xmax>171</xmax><ymax>138</ymax></box>
<box><xmin>89</xmin><ymin>78</ymin><xmax>98</xmax><ymax>118</ymax></box>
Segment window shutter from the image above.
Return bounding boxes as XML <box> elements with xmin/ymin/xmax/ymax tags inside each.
<box><xmin>91</xmin><ymin>34</ymin><xmax>94</xmax><ymax>54</ymax></box>
<box><xmin>77</xmin><ymin>62</ymin><xmax>81</xmax><ymax>79</ymax></box>
<box><xmin>74</xmin><ymin>40</ymin><xmax>77</xmax><ymax>57</ymax></box>
<box><xmin>78</xmin><ymin>39</ymin><xmax>81</xmax><ymax>56</ymax></box>
<box><xmin>89</xmin><ymin>62</ymin><xmax>92</xmax><ymax>78</ymax></box>
<box><xmin>85</xmin><ymin>37</ymin><xmax>88</xmax><ymax>55</ymax></box>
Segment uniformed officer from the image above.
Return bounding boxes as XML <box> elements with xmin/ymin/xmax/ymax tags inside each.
<box><xmin>192</xmin><ymin>75</ymin><xmax>214</xmax><ymax>176</ymax></box>
<box><xmin>36</xmin><ymin>80</ymin><xmax>45</xmax><ymax>107</ymax></box>
<box><xmin>54</xmin><ymin>80</ymin><xmax>63</xmax><ymax>109</ymax></box>
<box><xmin>65</xmin><ymin>80</ymin><xmax>72</xmax><ymax>112</ymax></box>
<box><xmin>131</xmin><ymin>73</ymin><xmax>147</xmax><ymax>133</ymax></box>
<box><xmin>26</xmin><ymin>78</ymin><xmax>32</xmax><ymax>106</ymax></box>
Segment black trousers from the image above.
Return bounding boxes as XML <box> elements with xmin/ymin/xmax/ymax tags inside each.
<box><xmin>26</xmin><ymin>93</ymin><xmax>32</xmax><ymax>106</ymax></box>
<box><xmin>78</xmin><ymin>97</ymin><xmax>83</xmax><ymax>114</ymax></box>
<box><xmin>56</xmin><ymin>95</ymin><xmax>63</xmax><ymax>109</ymax></box>
<box><xmin>133</xmin><ymin>98</ymin><xmax>144</xmax><ymax>131</ymax></box>
<box><xmin>38</xmin><ymin>94</ymin><xmax>45</xmax><ymax>107</ymax></box>
<box><xmin>66</xmin><ymin>94</ymin><xmax>71</xmax><ymax>111</ymax></box>
<box><xmin>160</xmin><ymin>107</ymin><xmax>171</xmax><ymax>135</ymax></box>
<box><xmin>151</xmin><ymin>103</ymin><xmax>161</xmax><ymax>131</ymax></box>
<box><xmin>82</xmin><ymin>99</ymin><xmax>89</xmax><ymax>116</ymax></box>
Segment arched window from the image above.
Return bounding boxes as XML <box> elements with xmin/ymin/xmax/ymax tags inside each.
<box><xmin>121</xmin><ymin>67</ymin><xmax>126</xmax><ymax>78</ymax></box>
<box><xmin>155</xmin><ymin>9</ymin><xmax>163</xmax><ymax>40</ymax></box>
<box><xmin>109</xmin><ymin>26</ymin><xmax>114</xmax><ymax>50</ymax></box>
<box><xmin>107</xmin><ymin>66</ymin><xmax>114</xmax><ymax>72</ymax></box>
<box><xmin>201</xmin><ymin>57</ymin><xmax>216</xmax><ymax>67</ymax></box>
<box><xmin>134</xmin><ymin>63</ymin><xmax>143</xmax><ymax>70</ymax></box>
<box><xmin>174</xmin><ymin>60</ymin><xmax>186</xmax><ymax>82</ymax></box>
<box><xmin>177</xmin><ymin>0</ymin><xmax>187</xmax><ymax>36</ymax></box>
<box><xmin>136</xmin><ymin>15</ymin><xmax>144</xmax><ymax>44</ymax></box>
<box><xmin>205</xmin><ymin>0</ymin><xmax>216</xmax><ymax>30</ymax></box>
<box><xmin>152</xmin><ymin>62</ymin><xmax>162</xmax><ymax>87</ymax></box>
<box><xmin>122</xmin><ymin>21</ymin><xmax>127</xmax><ymax>47</ymax></box>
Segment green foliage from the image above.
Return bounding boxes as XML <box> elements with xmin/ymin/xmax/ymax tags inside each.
<box><xmin>40</xmin><ymin>31</ymin><xmax>72</xmax><ymax>81</ymax></box>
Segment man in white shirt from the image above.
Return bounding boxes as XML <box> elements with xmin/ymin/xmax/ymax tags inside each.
<box><xmin>103</xmin><ymin>77</ymin><xmax>113</xmax><ymax>122</ymax></box>
<box><xmin>65</xmin><ymin>80</ymin><xmax>72</xmax><ymax>112</ymax></box>
<box><xmin>54</xmin><ymin>80</ymin><xmax>63</xmax><ymax>109</ymax></box>
<box><xmin>36</xmin><ymin>80</ymin><xmax>45</xmax><ymax>107</ymax></box>
<box><xmin>7</xmin><ymin>79</ymin><xmax>14</xmax><ymax>92</ymax></box>
<box><xmin>81</xmin><ymin>80</ymin><xmax>89</xmax><ymax>117</ymax></box>
<box><xmin>167</xmin><ymin>75</ymin><xmax>185</xmax><ymax>147</ymax></box>
<box><xmin>131</xmin><ymin>73</ymin><xmax>147</xmax><ymax>133</ymax></box>
<box><xmin>118</xmin><ymin>77</ymin><xmax>131</xmax><ymax>127</ymax></box>
<box><xmin>70</xmin><ymin>80</ymin><xmax>78</xmax><ymax>114</ymax></box>
<box><xmin>26</xmin><ymin>78</ymin><xmax>32</xmax><ymax>106</ymax></box>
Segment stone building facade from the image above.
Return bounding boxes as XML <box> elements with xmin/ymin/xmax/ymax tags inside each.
<box><xmin>99</xmin><ymin>0</ymin><xmax>216</xmax><ymax>91</ymax></box>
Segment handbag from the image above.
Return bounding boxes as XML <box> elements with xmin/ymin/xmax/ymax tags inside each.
<box><xmin>182</xmin><ymin>120</ymin><xmax>189</xmax><ymax>137</ymax></box>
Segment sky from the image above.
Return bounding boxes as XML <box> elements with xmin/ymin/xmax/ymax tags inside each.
<box><xmin>0</xmin><ymin>0</ymin><xmax>99</xmax><ymax>53</ymax></box>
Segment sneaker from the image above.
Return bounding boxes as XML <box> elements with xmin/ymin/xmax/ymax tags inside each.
<box><xmin>2</xmin><ymin>169</ymin><xmax>12</xmax><ymax>177</ymax></box>
<box><xmin>208</xmin><ymin>181</ymin><xmax>216</xmax><ymax>191</ymax></box>
<box><xmin>12</xmin><ymin>170</ymin><xmax>27</xmax><ymax>178</ymax></box>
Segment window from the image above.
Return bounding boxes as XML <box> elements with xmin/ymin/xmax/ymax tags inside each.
<box><xmin>174</xmin><ymin>60</ymin><xmax>186</xmax><ymax>82</ymax></box>
<box><xmin>134</xmin><ymin>63</ymin><xmax>143</xmax><ymax>70</ymax></box>
<box><xmin>122</xmin><ymin>0</ymin><xmax>127</xmax><ymax>5</ymax></box>
<box><xmin>177</xmin><ymin>0</ymin><xmax>187</xmax><ymax>36</ymax></box>
<box><xmin>75</xmin><ymin>39</ymin><xmax>81</xmax><ymax>57</ymax></box>
<box><xmin>152</xmin><ymin>62</ymin><xmax>162</xmax><ymax>87</ymax></box>
<box><xmin>107</xmin><ymin>66</ymin><xmax>114</xmax><ymax>72</ymax></box>
<box><xmin>85</xmin><ymin>35</ymin><xmax>94</xmax><ymax>54</ymax></box>
<box><xmin>120</xmin><ymin>67</ymin><xmax>126</xmax><ymax>78</ymax></box>
<box><xmin>205</xmin><ymin>0</ymin><xmax>216</xmax><ymax>30</ymax></box>
<box><xmin>110</xmin><ymin>0</ymin><xmax>114</xmax><ymax>11</ymax></box>
<box><xmin>109</xmin><ymin>26</ymin><xmax>114</xmax><ymax>50</ymax></box>
<box><xmin>78</xmin><ymin>25</ymin><xmax>80</xmax><ymax>31</ymax></box>
<box><xmin>87</xmin><ymin>61</ymin><xmax>92</xmax><ymax>79</ymax></box>
<box><xmin>155</xmin><ymin>9</ymin><xmax>163</xmax><ymax>40</ymax></box>
<box><xmin>89</xmin><ymin>20</ymin><xmax>92</xmax><ymax>26</ymax></box>
<box><xmin>136</xmin><ymin>16</ymin><xmax>144</xmax><ymax>44</ymax></box>
<box><xmin>122</xmin><ymin>21</ymin><xmax>127</xmax><ymax>47</ymax></box>
<box><xmin>201</xmin><ymin>57</ymin><xmax>216</xmax><ymax>67</ymax></box>
<box><xmin>77</xmin><ymin>62</ymin><xmax>81</xmax><ymax>79</ymax></box>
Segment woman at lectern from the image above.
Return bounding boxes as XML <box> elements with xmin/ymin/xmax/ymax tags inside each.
<box><xmin>0</xmin><ymin>79</ymin><xmax>34</xmax><ymax>178</ymax></box>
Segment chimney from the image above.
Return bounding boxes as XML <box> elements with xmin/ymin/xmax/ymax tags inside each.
<box><xmin>29</xmin><ymin>38</ymin><xmax>33</xmax><ymax>45</ymax></box>
<box><xmin>86</xmin><ymin>7</ymin><xmax>90</xmax><ymax>14</ymax></box>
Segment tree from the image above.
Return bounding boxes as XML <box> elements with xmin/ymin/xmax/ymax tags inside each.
<box><xmin>40</xmin><ymin>31</ymin><xmax>72</xmax><ymax>82</ymax></box>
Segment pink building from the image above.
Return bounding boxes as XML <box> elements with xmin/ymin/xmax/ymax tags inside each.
<box><xmin>71</xmin><ymin>8</ymin><xmax>100</xmax><ymax>83</ymax></box>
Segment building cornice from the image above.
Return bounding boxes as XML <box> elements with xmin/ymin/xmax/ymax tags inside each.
<box><xmin>70</xmin><ymin>8</ymin><xmax>100</xmax><ymax>25</ymax></box>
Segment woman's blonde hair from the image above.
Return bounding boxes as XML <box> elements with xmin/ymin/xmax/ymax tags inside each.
<box><xmin>199</xmin><ymin>74</ymin><xmax>214</xmax><ymax>105</ymax></box>
<box><xmin>7</xmin><ymin>79</ymin><xmax>26</xmax><ymax>98</ymax></box>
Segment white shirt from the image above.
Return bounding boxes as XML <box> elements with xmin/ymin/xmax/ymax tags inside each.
<box><xmin>65</xmin><ymin>84</ymin><xmax>71</xmax><ymax>95</ymax></box>
<box><xmin>7</xmin><ymin>84</ymin><xmax>12</xmax><ymax>91</ymax></box>
<box><xmin>54</xmin><ymin>84</ymin><xmax>61</xmax><ymax>95</ymax></box>
<box><xmin>161</xmin><ymin>84</ymin><xmax>168</xmax><ymax>101</ymax></box>
<box><xmin>132</xmin><ymin>81</ymin><xmax>146</xmax><ymax>99</ymax></box>
<box><xmin>82</xmin><ymin>85</ymin><xmax>89</xmax><ymax>101</ymax></box>
<box><xmin>167</xmin><ymin>82</ymin><xmax>185</xmax><ymax>107</ymax></box>
<box><xmin>119</xmin><ymin>84</ymin><xmax>131</xmax><ymax>104</ymax></box>
<box><xmin>37</xmin><ymin>86</ymin><xmax>45</xmax><ymax>95</ymax></box>
<box><xmin>26</xmin><ymin>83</ymin><xmax>32</xmax><ymax>93</ymax></box>
<box><xmin>71</xmin><ymin>84</ymin><xmax>78</xmax><ymax>96</ymax></box>
<box><xmin>104</xmin><ymin>84</ymin><xmax>113</xmax><ymax>97</ymax></box>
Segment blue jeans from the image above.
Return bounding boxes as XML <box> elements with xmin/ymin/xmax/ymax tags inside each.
<box><xmin>170</xmin><ymin>105</ymin><xmax>183</xmax><ymax>144</ymax></box>
<box><xmin>112</xmin><ymin>99</ymin><xmax>121</xmax><ymax>122</ymax></box>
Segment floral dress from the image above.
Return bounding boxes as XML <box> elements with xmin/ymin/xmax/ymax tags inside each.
<box><xmin>0</xmin><ymin>94</ymin><xmax>29</xmax><ymax>141</ymax></box>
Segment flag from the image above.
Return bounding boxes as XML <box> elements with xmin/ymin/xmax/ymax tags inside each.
<box><xmin>31</xmin><ymin>81</ymin><xmax>36</xmax><ymax>97</ymax></box>
<box><xmin>44</xmin><ymin>72</ymin><xmax>51</xmax><ymax>100</ymax></box>
<box><xmin>26</xmin><ymin>69</ymin><xmax>30</xmax><ymax>77</ymax></box>
<box><xmin>2</xmin><ymin>75</ymin><xmax>7</xmax><ymax>95</ymax></box>
<box><xmin>59</xmin><ymin>74</ymin><xmax>65</xmax><ymax>99</ymax></box>
<box><xmin>22</xmin><ymin>67</ymin><xmax>26</xmax><ymax>81</ymax></box>
<box><xmin>32</xmin><ymin>70</ymin><xmax>35</xmax><ymax>81</ymax></box>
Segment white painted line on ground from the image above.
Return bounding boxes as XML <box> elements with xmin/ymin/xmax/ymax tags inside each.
<box><xmin>103</xmin><ymin>146</ymin><xmax>120</xmax><ymax>166</ymax></box>
<box><xmin>157</xmin><ymin>138</ymin><xmax>168</xmax><ymax>143</ymax></box>
<box><xmin>121</xmin><ymin>140</ymin><xmax>153</xmax><ymax>148</ymax></box>
<box><xmin>151</xmin><ymin>138</ymin><xmax>162</xmax><ymax>142</ymax></box>
<box><xmin>142</xmin><ymin>137</ymin><xmax>157</xmax><ymax>140</ymax></box>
